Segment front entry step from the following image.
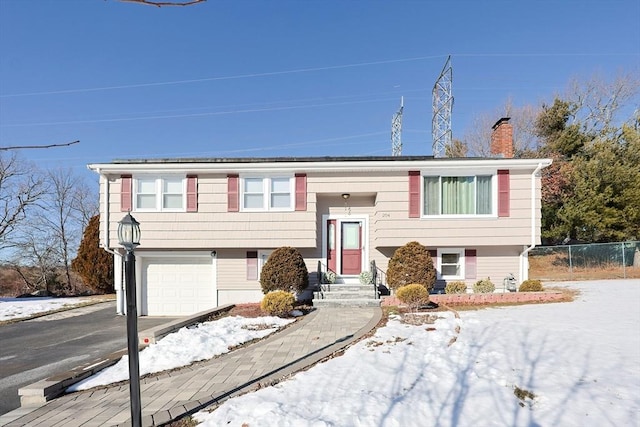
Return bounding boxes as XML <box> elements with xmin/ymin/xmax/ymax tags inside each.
<box><xmin>314</xmin><ymin>298</ymin><xmax>381</xmax><ymax>308</ymax></box>
<box><xmin>313</xmin><ymin>283</ymin><xmax>381</xmax><ymax>307</ymax></box>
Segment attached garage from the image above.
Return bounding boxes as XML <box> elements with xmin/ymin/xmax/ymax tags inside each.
<box><xmin>140</xmin><ymin>254</ymin><xmax>216</xmax><ymax>316</ymax></box>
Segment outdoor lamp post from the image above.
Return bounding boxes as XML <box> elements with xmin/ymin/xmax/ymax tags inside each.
<box><xmin>118</xmin><ymin>213</ymin><xmax>142</xmax><ymax>427</ymax></box>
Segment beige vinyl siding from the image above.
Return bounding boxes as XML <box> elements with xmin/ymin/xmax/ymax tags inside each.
<box><xmin>473</xmin><ymin>246</ymin><xmax>521</xmax><ymax>284</ymax></box>
<box><xmin>107</xmin><ymin>174</ymin><xmax>317</xmax><ymax>249</ymax></box>
<box><xmin>372</xmin><ymin>169</ymin><xmax>541</xmax><ymax>247</ymax></box>
<box><xmin>215</xmin><ymin>248</ymin><xmax>321</xmax><ymax>292</ymax></box>
<box><xmin>105</xmin><ymin>165</ymin><xmax>542</xmax><ymax>258</ymax></box>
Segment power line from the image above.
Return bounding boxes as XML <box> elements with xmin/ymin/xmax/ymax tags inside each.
<box><xmin>1</xmin><ymin>97</ymin><xmax>399</xmax><ymax>128</ymax></box>
<box><xmin>0</xmin><ymin>55</ymin><xmax>446</xmax><ymax>98</ymax></box>
<box><xmin>2</xmin><ymin>52</ymin><xmax>632</xmax><ymax>98</ymax></box>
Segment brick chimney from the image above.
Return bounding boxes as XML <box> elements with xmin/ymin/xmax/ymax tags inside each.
<box><xmin>491</xmin><ymin>117</ymin><xmax>514</xmax><ymax>158</ymax></box>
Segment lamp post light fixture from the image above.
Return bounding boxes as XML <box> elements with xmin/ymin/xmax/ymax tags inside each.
<box><xmin>118</xmin><ymin>213</ymin><xmax>142</xmax><ymax>427</ymax></box>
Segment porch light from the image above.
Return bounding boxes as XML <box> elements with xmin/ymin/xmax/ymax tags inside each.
<box><xmin>118</xmin><ymin>213</ymin><xmax>141</xmax><ymax>251</ymax></box>
<box><xmin>341</xmin><ymin>193</ymin><xmax>350</xmax><ymax>200</ymax></box>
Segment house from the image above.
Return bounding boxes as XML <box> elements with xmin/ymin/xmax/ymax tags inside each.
<box><xmin>89</xmin><ymin>119</ymin><xmax>552</xmax><ymax>316</ymax></box>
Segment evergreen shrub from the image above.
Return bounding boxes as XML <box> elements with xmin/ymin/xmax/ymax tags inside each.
<box><xmin>260</xmin><ymin>247</ymin><xmax>309</xmax><ymax>294</ymax></box>
<box><xmin>473</xmin><ymin>278</ymin><xmax>495</xmax><ymax>293</ymax></box>
<box><xmin>260</xmin><ymin>291</ymin><xmax>295</xmax><ymax>317</ymax></box>
<box><xmin>71</xmin><ymin>215</ymin><xmax>114</xmax><ymax>294</ymax></box>
<box><xmin>386</xmin><ymin>241</ymin><xmax>436</xmax><ymax>292</ymax></box>
<box><xmin>519</xmin><ymin>279</ymin><xmax>544</xmax><ymax>292</ymax></box>
<box><xmin>445</xmin><ymin>281</ymin><xmax>468</xmax><ymax>294</ymax></box>
<box><xmin>396</xmin><ymin>283</ymin><xmax>430</xmax><ymax>311</ymax></box>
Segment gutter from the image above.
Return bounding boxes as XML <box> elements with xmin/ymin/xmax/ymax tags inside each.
<box><xmin>91</xmin><ymin>167</ymin><xmax>125</xmax><ymax>315</ymax></box>
<box><xmin>519</xmin><ymin>162</ymin><xmax>545</xmax><ymax>282</ymax></box>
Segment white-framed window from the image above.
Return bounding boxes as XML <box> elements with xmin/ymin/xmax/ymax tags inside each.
<box><xmin>437</xmin><ymin>248</ymin><xmax>465</xmax><ymax>280</ymax></box>
<box><xmin>258</xmin><ymin>250</ymin><xmax>273</xmax><ymax>279</ymax></box>
<box><xmin>134</xmin><ymin>176</ymin><xmax>185</xmax><ymax>211</ymax></box>
<box><xmin>423</xmin><ymin>174</ymin><xmax>494</xmax><ymax>216</ymax></box>
<box><xmin>241</xmin><ymin>176</ymin><xmax>293</xmax><ymax>211</ymax></box>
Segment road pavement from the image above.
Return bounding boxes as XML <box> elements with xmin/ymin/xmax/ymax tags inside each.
<box><xmin>0</xmin><ymin>302</ymin><xmax>177</xmax><ymax>416</ymax></box>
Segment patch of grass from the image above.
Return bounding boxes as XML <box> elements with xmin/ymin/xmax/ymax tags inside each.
<box><xmin>514</xmin><ymin>385</ymin><xmax>536</xmax><ymax>408</ymax></box>
<box><xmin>167</xmin><ymin>416</ymin><xmax>199</xmax><ymax>427</ymax></box>
<box><xmin>530</xmin><ymin>253</ymin><xmax>640</xmax><ymax>281</ymax></box>
<box><xmin>544</xmin><ymin>286</ymin><xmax>580</xmax><ymax>303</ymax></box>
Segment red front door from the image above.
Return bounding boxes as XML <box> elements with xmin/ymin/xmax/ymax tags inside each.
<box><xmin>327</xmin><ymin>220</ymin><xmax>337</xmax><ymax>273</ymax></box>
<box><xmin>341</xmin><ymin>222</ymin><xmax>362</xmax><ymax>275</ymax></box>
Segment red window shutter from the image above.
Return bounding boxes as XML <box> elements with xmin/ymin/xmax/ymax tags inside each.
<box><xmin>465</xmin><ymin>249</ymin><xmax>477</xmax><ymax>279</ymax></box>
<box><xmin>227</xmin><ymin>174</ymin><xmax>239</xmax><ymax>212</ymax></box>
<box><xmin>120</xmin><ymin>175</ymin><xmax>132</xmax><ymax>212</ymax></box>
<box><xmin>408</xmin><ymin>171</ymin><xmax>421</xmax><ymax>218</ymax></box>
<box><xmin>295</xmin><ymin>173</ymin><xmax>307</xmax><ymax>211</ymax></box>
<box><xmin>428</xmin><ymin>249</ymin><xmax>437</xmax><ymax>259</ymax></box>
<box><xmin>186</xmin><ymin>175</ymin><xmax>197</xmax><ymax>212</ymax></box>
<box><xmin>246</xmin><ymin>251</ymin><xmax>258</xmax><ymax>280</ymax></box>
<box><xmin>498</xmin><ymin>170</ymin><xmax>510</xmax><ymax>217</ymax></box>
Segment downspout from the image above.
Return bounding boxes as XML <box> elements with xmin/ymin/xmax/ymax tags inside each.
<box><xmin>93</xmin><ymin>168</ymin><xmax>124</xmax><ymax>314</ymax></box>
<box><xmin>519</xmin><ymin>162</ymin><xmax>544</xmax><ymax>282</ymax></box>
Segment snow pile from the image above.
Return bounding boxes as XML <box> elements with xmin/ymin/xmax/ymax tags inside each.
<box><xmin>0</xmin><ymin>297</ymin><xmax>90</xmax><ymax>321</ymax></box>
<box><xmin>195</xmin><ymin>280</ymin><xmax>640</xmax><ymax>426</ymax></box>
<box><xmin>68</xmin><ymin>315</ymin><xmax>294</xmax><ymax>392</ymax></box>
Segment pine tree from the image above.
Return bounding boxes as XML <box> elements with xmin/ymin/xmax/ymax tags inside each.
<box><xmin>71</xmin><ymin>215</ymin><xmax>114</xmax><ymax>293</ymax></box>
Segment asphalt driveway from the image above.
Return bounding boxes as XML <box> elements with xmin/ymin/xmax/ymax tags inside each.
<box><xmin>0</xmin><ymin>301</ymin><xmax>177</xmax><ymax>416</ymax></box>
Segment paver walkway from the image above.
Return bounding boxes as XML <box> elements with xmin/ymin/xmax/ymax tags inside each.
<box><xmin>1</xmin><ymin>307</ymin><xmax>381</xmax><ymax>427</ymax></box>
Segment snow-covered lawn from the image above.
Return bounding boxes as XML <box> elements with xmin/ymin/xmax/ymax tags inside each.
<box><xmin>195</xmin><ymin>280</ymin><xmax>640</xmax><ymax>427</ymax></box>
<box><xmin>68</xmin><ymin>315</ymin><xmax>295</xmax><ymax>392</ymax></box>
<box><xmin>0</xmin><ymin>297</ymin><xmax>92</xmax><ymax>321</ymax></box>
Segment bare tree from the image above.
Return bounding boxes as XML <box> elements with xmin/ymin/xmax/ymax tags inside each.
<box><xmin>444</xmin><ymin>139</ymin><xmax>468</xmax><ymax>158</ymax></box>
<box><xmin>566</xmin><ymin>72</ymin><xmax>640</xmax><ymax>136</ymax></box>
<box><xmin>461</xmin><ymin>99</ymin><xmax>541</xmax><ymax>157</ymax></box>
<box><xmin>11</xmin><ymin>229</ymin><xmax>60</xmax><ymax>295</ymax></box>
<box><xmin>72</xmin><ymin>179</ymin><xmax>99</xmax><ymax>231</ymax></box>
<box><xmin>10</xmin><ymin>168</ymin><xmax>94</xmax><ymax>294</ymax></box>
<box><xmin>0</xmin><ymin>153</ymin><xmax>48</xmax><ymax>251</ymax></box>
<box><xmin>49</xmin><ymin>169</ymin><xmax>83</xmax><ymax>290</ymax></box>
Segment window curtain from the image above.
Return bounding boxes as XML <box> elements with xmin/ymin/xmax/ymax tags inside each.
<box><xmin>442</xmin><ymin>177</ymin><xmax>474</xmax><ymax>214</ymax></box>
<box><xmin>423</xmin><ymin>176</ymin><xmax>440</xmax><ymax>215</ymax></box>
<box><xmin>476</xmin><ymin>175</ymin><xmax>492</xmax><ymax>214</ymax></box>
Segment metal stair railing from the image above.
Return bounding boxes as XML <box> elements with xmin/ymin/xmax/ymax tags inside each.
<box><xmin>316</xmin><ymin>261</ymin><xmax>337</xmax><ymax>295</ymax></box>
<box><xmin>370</xmin><ymin>260</ymin><xmax>387</xmax><ymax>299</ymax></box>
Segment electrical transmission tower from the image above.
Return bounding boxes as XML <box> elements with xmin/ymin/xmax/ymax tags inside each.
<box><xmin>432</xmin><ymin>55</ymin><xmax>453</xmax><ymax>157</ymax></box>
<box><xmin>391</xmin><ymin>96</ymin><xmax>404</xmax><ymax>156</ymax></box>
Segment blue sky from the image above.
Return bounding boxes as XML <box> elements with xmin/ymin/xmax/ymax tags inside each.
<box><xmin>1</xmin><ymin>0</ymin><xmax>639</xmax><ymax>185</ymax></box>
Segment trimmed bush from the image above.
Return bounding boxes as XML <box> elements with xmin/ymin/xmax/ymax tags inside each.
<box><xmin>445</xmin><ymin>281</ymin><xmax>468</xmax><ymax>294</ymax></box>
<box><xmin>260</xmin><ymin>291</ymin><xmax>295</xmax><ymax>317</ymax></box>
<box><xmin>473</xmin><ymin>278</ymin><xmax>495</xmax><ymax>293</ymax></box>
<box><xmin>396</xmin><ymin>283</ymin><xmax>430</xmax><ymax>311</ymax></box>
<box><xmin>387</xmin><ymin>241</ymin><xmax>436</xmax><ymax>292</ymax></box>
<box><xmin>260</xmin><ymin>247</ymin><xmax>309</xmax><ymax>294</ymax></box>
<box><xmin>519</xmin><ymin>279</ymin><xmax>544</xmax><ymax>292</ymax></box>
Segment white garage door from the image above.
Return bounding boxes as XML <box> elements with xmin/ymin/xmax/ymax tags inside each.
<box><xmin>142</xmin><ymin>256</ymin><xmax>215</xmax><ymax>316</ymax></box>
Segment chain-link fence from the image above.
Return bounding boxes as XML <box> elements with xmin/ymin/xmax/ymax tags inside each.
<box><xmin>529</xmin><ymin>241</ymin><xmax>640</xmax><ymax>281</ymax></box>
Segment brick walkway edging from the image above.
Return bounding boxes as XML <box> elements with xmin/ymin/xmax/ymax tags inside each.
<box><xmin>381</xmin><ymin>291</ymin><xmax>565</xmax><ymax>306</ymax></box>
